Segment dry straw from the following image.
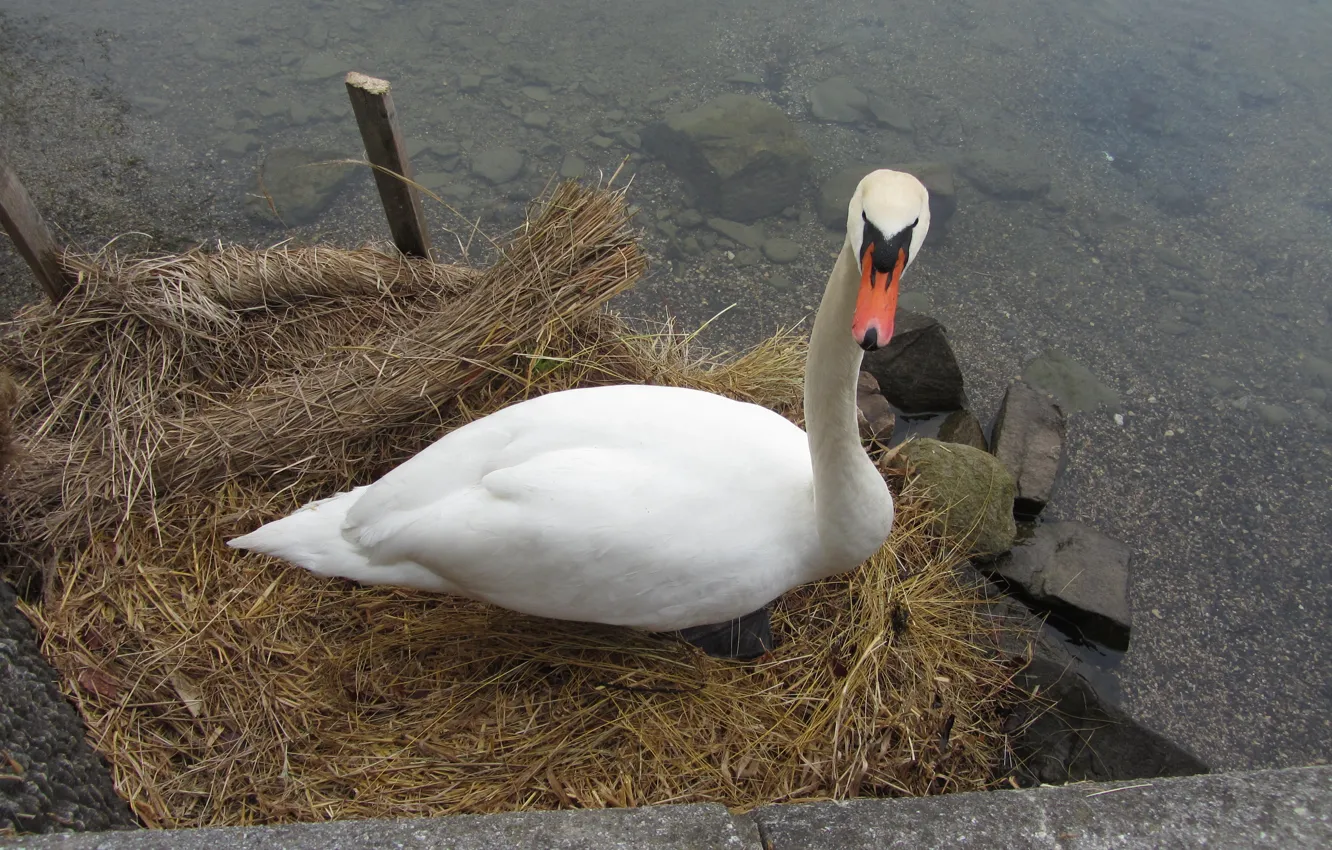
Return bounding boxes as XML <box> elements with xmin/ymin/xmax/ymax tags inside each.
<box><xmin>1</xmin><ymin>180</ymin><xmax>1030</xmax><ymax>828</ymax></box>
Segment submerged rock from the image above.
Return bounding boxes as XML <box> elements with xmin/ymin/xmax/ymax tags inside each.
<box><xmin>890</xmin><ymin>438</ymin><xmax>1016</xmax><ymax>558</ymax></box>
<box><xmin>960</xmin><ymin>148</ymin><xmax>1051</xmax><ymax>201</ymax></box>
<box><xmin>989</xmin><ymin>521</ymin><xmax>1132</xmax><ymax>647</ymax></box>
<box><xmin>1022</xmin><ymin>349</ymin><xmax>1121</xmax><ymax>414</ymax></box>
<box><xmin>642</xmin><ymin>94</ymin><xmax>812</xmax><ymax>222</ymax></box>
<box><xmin>861</xmin><ymin>310</ymin><xmax>967</xmax><ymax>414</ymax></box>
<box><xmin>807</xmin><ymin>77</ymin><xmax>868</xmax><ymax>123</ymax></box>
<box><xmin>856</xmin><ymin>371</ymin><xmax>896</xmax><ymax>443</ymax></box>
<box><xmin>990</xmin><ymin>380</ymin><xmax>1066</xmax><ymax>519</ymax></box>
<box><xmin>246</xmin><ymin>147</ymin><xmax>357</xmax><ymax>226</ymax></box>
<box><xmin>471</xmin><ymin>147</ymin><xmax>525</xmax><ymax>184</ymax></box>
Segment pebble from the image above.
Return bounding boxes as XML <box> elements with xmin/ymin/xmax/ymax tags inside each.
<box><xmin>1257</xmin><ymin>403</ymin><xmax>1292</xmax><ymax>426</ymax></box>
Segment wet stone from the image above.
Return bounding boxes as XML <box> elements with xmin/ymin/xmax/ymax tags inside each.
<box><xmin>989</xmin><ymin>521</ymin><xmax>1132</xmax><ymax>647</ymax></box>
<box><xmin>1022</xmin><ymin>349</ymin><xmax>1121</xmax><ymax>414</ymax></box>
<box><xmin>1257</xmin><ymin>403</ymin><xmax>1292</xmax><ymax>426</ymax></box>
<box><xmin>762</xmin><ymin>238</ymin><xmax>801</xmax><ymax>264</ymax></box>
<box><xmin>856</xmin><ymin>371</ymin><xmax>896</xmax><ymax>443</ymax></box>
<box><xmin>867</xmin><ymin>94</ymin><xmax>913</xmax><ymax>132</ymax></box>
<box><xmin>960</xmin><ymin>148</ymin><xmax>1051</xmax><ymax>201</ymax></box>
<box><xmin>642</xmin><ymin>94</ymin><xmax>812</xmax><ymax>222</ymax></box>
<box><xmin>861</xmin><ymin>310</ymin><xmax>967</xmax><ymax>414</ymax></box>
<box><xmin>218</xmin><ymin>132</ymin><xmax>259</xmax><ymax>158</ymax></box>
<box><xmin>298</xmin><ymin>51</ymin><xmax>346</xmax><ymax>82</ymax></box>
<box><xmin>471</xmin><ymin>147</ymin><xmax>525</xmax><ymax>185</ymax></box>
<box><xmin>522</xmin><ymin>111</ymin><xmax>551</xmax><ymax>129</ymax></box>
<box><xmin>559</xmin><ymin>154</ymin><xmax>586</xmax><ymax>179</ymax></box>
<box><xmin>990</xmin><ymin>381</ymin><xmax>1066</xmax><ymax>519</ymax></box>
<box><xmin>937</xmin><ymin>409</ymin><xmax>987</xmax><ymax>452</ymax></box>
<box><xmin>458</xmin><ymin>74</ymin><xmax>483</xmax><ymax>92</ymax></box>
<box><xmin>707</xmin><ymin>218</ymin><xmax>765</xmax><ymax>249</ymax></box>
<box><xmin>808</xmin><ymin>76</ymin><xmax>869</xmax><ymax>123</ymax></box>
<box><xmin>247</xmin><ymin>147</ymin><xmax>358</xmax><ymax>226</ymax></box>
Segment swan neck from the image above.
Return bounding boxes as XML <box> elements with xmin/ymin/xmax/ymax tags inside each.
<box><xmin>804</xmin><ymin>240</ymin><xmax>892</xmax><ymax>573</ymax></box>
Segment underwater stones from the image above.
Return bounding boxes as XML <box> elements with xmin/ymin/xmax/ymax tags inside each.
<box><xmin>559</xmin><ymin>154</ymin><xmax>587</xmax><ymax>179</ymax></box>
<box><xmin>298</xmin><ymin>52</ymin><xmax>346</xmax><ymax>82</ymax></box>
<box><xmin>218</xmin><ymin>132</ymin><xmax>260</xmax><ymax>158</ymax></box>
<box><xmin>817</xmin><ymin>165</ymin><xmax>877</xmax><ymax>229</ymax></box>
<box><xmin>642</xmin><ymin>94</ymin><xmax>813</xmax><ymax>222</ymax></box>
<box><xmin>458</xmin><ymin>74</ymin><xmax>483</xmax><ymax>93</ymax></box>
<box><xmin>523</xmin><ymin>111</ymin><xmax>551</xmax><ymax>129</ymax></box>
<box><xmin>856</xmin><ymin>372</ymin><xmax>896</xmax><ymax>443</ymax></box>
<box><xmin>937</xmin><ymin>409</ymin><xmax>988</xmax><ymax>452</ymax></box>
<box><xmin>896</xmin><ymin>161</ymin><xmax>958</xmax><ymax>232</ymax></box>
<box><xmin>471</xmin><ymin>147</ymin><xmax>525</xmax><ymax>184</ymax></box>
<box><xmin>890</xmin><ymin>438</ymin><xmax>1016</xmax><ymax>558</ymax></box>
<box><xmin>1022</xmin><ymin>349</ymin><xmax>1121</xmax><ymax>414</ymax></box>
<box><xmin>807</xmin><ymin>77</ymin><xmax>868</xmax><ymax>123</ymax></box>
<box><xmin>861</xmin><ymin>310</ymin><xmax>967</xmax><ymax>414</ymax></box>
<box><xmin>1301</xmin><ymin>354</ymin><xmax>1332</xmax><ymax>389</ymax></box>
<box><xmin>762</xmin><ymin>238</ymin><xmax>801</xmax><ymax>264</ymax></box>
<box><xmin>990</xmin><ymin>381</ymin><xmax>1066</xmax><ymax>519</ymax></box>
<box><xmin>246</xmin><ymin>147</ymin><xmax>357</xmax><ymax>226</ymax></box>
<box><xmin>707</xmin><ymin>218</ymin><xmax>765</xmax><ymax>249</ymax></box>
<box><xmin>990</xmin><ymin>521</ymin><xmax>1132</xmax><ymax>646</ymax></box>
<box><xmin>867</xmin><ymin>94</ymin><xmax>913</xmax><ymax>132</ymax></box>
<box><xmin>960</xmin><ymin>149</ymin><xmax>1051</xmax><ymax>201</ymax></box>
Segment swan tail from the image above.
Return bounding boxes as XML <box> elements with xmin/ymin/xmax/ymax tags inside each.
<box><xmin>227</xmin><ymin>487</ymin><xmax>456</xmax><ymax>593</ymax></box>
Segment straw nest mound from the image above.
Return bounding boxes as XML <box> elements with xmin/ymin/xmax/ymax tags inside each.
<box><xmin>0</xmin><ymin>181</ymin><xmax>1030</xmax><ymax>828</ymax></box>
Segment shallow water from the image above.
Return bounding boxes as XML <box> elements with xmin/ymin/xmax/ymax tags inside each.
<box><xmin>1</xmin><ymin>0</ymin><xmax>1329</xmax><ymax>773</ymax></box>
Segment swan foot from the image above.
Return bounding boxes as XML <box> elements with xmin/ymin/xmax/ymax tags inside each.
<box><xmin>675</xmin><ymin>607</ymin><xmax>774</xmax><ymax>660</ymax></box>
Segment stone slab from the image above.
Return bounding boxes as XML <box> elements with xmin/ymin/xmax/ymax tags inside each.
<box><xmin>2</xmin><ymin>804</ymin><xmax>752</xmax><ymax>849</ymax></box>
<box><xmin>754</xmin><ymin>764</ymin><xmax>1332</xmax><ymax>849</ymax></box>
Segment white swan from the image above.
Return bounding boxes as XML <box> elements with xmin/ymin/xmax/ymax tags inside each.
<box><xmin>229</xmin><ymin>169</ymin><xmax>931</xmax><ymax>641</ymax></box>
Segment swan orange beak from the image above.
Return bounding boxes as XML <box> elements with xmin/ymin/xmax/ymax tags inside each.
<box><xmin>852</xmin><ymin>242</ymin><xmax>904</xmax><ymax>351</ymax></box>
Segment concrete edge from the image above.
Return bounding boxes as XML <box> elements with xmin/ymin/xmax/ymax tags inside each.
<box><xmin>2</xmin><ymin>765</ymin><xmax>1329</xmax><ymax>849</ymax></box>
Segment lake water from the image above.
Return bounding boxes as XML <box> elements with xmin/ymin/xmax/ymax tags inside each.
<box><xmin>1</xmin><ymin>0</ymin><xmax>1329</xmax><ymax>772</ymax></box>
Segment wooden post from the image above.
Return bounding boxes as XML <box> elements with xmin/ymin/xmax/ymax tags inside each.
<box><xmin>344</xmin><ymin>72</ymin><xmax>432</xmax><ymax>259</ymax></box>
<box><xmin>0</xmin><ymin>154</ymin><xmax>73</xmax><ymax>303</ymax></box>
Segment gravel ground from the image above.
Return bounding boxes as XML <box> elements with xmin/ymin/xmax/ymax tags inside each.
<box><xmin>2</xmin><ymin>0</ymin><xmax>1329</xmax><ymax>777</ymax></box>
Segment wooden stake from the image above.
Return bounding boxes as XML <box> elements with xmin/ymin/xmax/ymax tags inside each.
<box><xmin>0</xmin><ymin>154</ymin><xmax>73</xmax><ymax>303</ymax></box>
<box><xmin>344</xmin><ymin>71</ymin><xmax>432</xmax><ymax>259</ymax></box>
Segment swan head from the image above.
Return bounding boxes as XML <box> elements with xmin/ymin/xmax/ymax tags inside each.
<box><xmin>846</xmin><ymin>169</ymin><xmax>931</xmax><ymax>351</ymax></box>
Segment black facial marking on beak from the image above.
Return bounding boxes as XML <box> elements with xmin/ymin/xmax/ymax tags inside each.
<box><xmin>860</xmin><ymin>213</ymin><xmax>916</xmax><ymax>283</ymax></box>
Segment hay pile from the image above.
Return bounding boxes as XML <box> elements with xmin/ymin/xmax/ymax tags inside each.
<box><xmin>1</xmin><ymin>181</ymin><xmax>1028</xmax><ymax>828</ymax></box>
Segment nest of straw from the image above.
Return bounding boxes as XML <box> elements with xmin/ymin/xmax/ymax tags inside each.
<box><xmin>1</xmin><ymin>181</ymin><xmax>1028</xmax><ymax>827</ymax></box>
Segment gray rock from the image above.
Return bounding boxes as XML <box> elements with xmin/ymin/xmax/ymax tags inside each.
<box><xmin>675</xmin><ymin>209</ymin><xmax>704</xmax><ymax>228</ymax></box>
<box><xmin>861</xmin><ymin>310</ymin><xmax>967</xmax><ymax>414</ymax></box>
<box><xmin>866</xmin><ymin>94</ymin><xmax>913</xmax><ymax>132</ymax></box>
<box><xmin>642</xmin><ymin>94</ymin><xmax>813</xmax><ymax>222</ymax></box>
<box><xmin>521</xmin><ymin>85</ymin><xmax>551</xmax><ymax>102</ymax></box>
<box><xmin>756</xmin><ymin>764</ymin><xmax>1330</xmax><ymax>849</ymax></box>
<box><xmin>817</xmin><ymin>162</ymin><xmax>956</xmax><ymax>233</ymax></box>
<box><xmin>733</xmin><ymin>249</ymin><xmax>762</xmax><ymax>267</ymax></box>
<box><xmin>522</xmin><ymin>111</ymin><xmax>551</xmax><ymax>129</ymax></box>
<box><xmin>726</xmin><ymin>72</ymin><xmax>764</xmax><ymax>85</ymax></box>
<box><xmin>217</xmin><ymin>133</ymin><xmax>259</xmax><ymax>158</ymax></box>
<box><xmin>1302</xmin><ymin>353</ymin><xmax>1332</xmax><ymax>388</ymax></box>
<box><xmin>130</xmin><ymin>95</ymin><xmax>168</xmax><ymax>117</ymax></box>
<box><xmin>1</xmin><ymin>582</ymin><xmax>136</xmax><ymax>834</ymax></box>
<box><xmin>990</xmin><ymin>521</ymin><xmax>1132</xmax><ymax>645</ymax></box>
<box><xmin>960</xmin><ymin>148</ymin><xmax>1051</xmax><ymax>200</ymax></box>
<box><xmin>1022</xmin><ymin>349</ymin><xmax>1121</xmax><ymax>413</ymax></box>
<box><xmin>937</xmin><ymin>409</ymin><xmax>987</xmax><ymax>451</ymax></box>
<box><xmin>990</xmin><ymin>380</ymin><xmax>1066</xmax><ymax>518</ymax></box>
<box><xmin>761</xmin><ymin>238</ymin><xmax>801</xmax><ymax>264</ymax></box>
<box><xmin>559</xmin><ymin>154</ymin><xmax>586</xmax><ymax>180</ymax></box>
<box><xmin>458</xmin><ymin>74</ymin><xmax>482</xmax><ymax>93</ymax></box>
<box><xmin>706</xmin><ymin>218</ymin><xmax>765</xmax><ymax>249</ymax></box>
<box><xmin>1257</xmin><ymin>403</ymin><xmax>1292</xmax><ymax>426</ymax></box>
<box><xmin>471</xmin><ymin>147</ymin><xmax>525</xmax><ymax>184</ymax></box>
<box><xmin>298</xmin><ymin>51</ymin><xmax>346</xmax><ymax>82</ymax></box>
<box><xmin>246</xmin><ymin>147</ymin><xmax>357</xmax><ymax>226</ymax></box>
<box><xmin>807</xmin><ymin>77</ymin><xmax>868</xmax><ymax>123</ymax></box>
<box><xmin>889</xmin><ymin>438</ymin><xmax>1016</xmax><ymax>557</ymax></box>
<box><xmin>8</xmin><ymin>801</ymin><xmax>750</xmax><ymax>848</ymax></box>
<box><xmin>856</xmin><ymin>372</ymin><xmax>895</xmax><ymax>443</ymax></box>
